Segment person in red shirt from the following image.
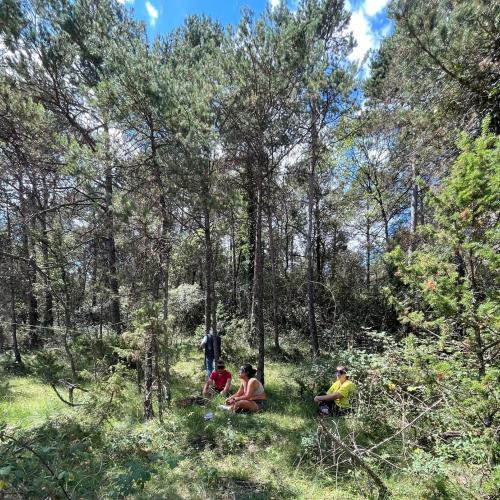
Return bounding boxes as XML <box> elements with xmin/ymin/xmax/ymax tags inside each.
<box><xmin>203</xmin><ymin>359</ymin><xmax>232</xmax><ymax>397</ymax></box>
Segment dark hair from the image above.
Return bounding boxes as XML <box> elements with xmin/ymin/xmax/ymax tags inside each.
<box><xmin>239</xmin><ymin>364</ymin><xmax>256</xmax><ymax>378</ymax></box>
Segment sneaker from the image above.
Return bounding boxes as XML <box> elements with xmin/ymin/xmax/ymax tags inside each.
<box><xmin>217</xmin><ymin>404</ymin><xmax>232</xmax><ymax>411</ymax></box>
<box><xmin>203</xmin><ymin>411</ymin><xmax>214</xmax><ymax>420</ymax></box>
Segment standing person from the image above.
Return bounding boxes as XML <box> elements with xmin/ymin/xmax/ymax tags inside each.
<box><xmin>313</xmin><ymin>365</ymin><xmax>356</xmax><ymax>416</ymax></box>
<box><xmin>224</xmin><ymin>364</ymin><xmax>267</xmax><ymax>413</ymax></box>
<box><xmin>200</xmin><ymin>328</ymin><xmax>221</xmax><ymax>378</ymax></box>
<box><xmin>203</xmin><ymin>359</ymin><xmax>232</xmax><ymax>396</ymax></box>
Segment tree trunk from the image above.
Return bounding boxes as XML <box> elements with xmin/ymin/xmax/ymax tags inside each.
<box><xmin>104</xmin><ymin>126</ymin><xmax>122</xmax><ymax>334</ymax></box>
<box><xmin>230</xmin><ymin>208</ymin><xmax>238</xmax><ymax>313</ymax></box>
<box><xmin>6</xmin><ymin>208</ymin><xmax>22</xmax><ymax>364</ymax></box>
<box><xmin>202</xmin><ymin>157</ymin><xmax>220</xmax><ymax>361</ymax></box>
<box><xmin>41</xmin><ymin>177</ymin><xmax>53</xmax><ymax>330</ymax></box>
<box><xmin>315</xmin><ymin>199</ymin><xmax>323</xmax><ymax>283</ymax></box>
<box><xmin>267</xmin><ymin>204</ymin><xmax>280</xmax><ymax>351</ymax></box>
<box><xmin>245</xmin><ymin>161</ymin><xmax>257</xmax><ymax>317</ymax></box>
<box><xmin>60</xmin><ymin>267</ymin><xmax>77</xmax><ymax>382</ymax></box>
<box><xmin>163</xmin><ymin>249</ymin><xmax>172</xmax><ymax>403</ymax></box>
<box><xmin>366</xmin><ymin>209</ymin><xmax>371</xmax><ymax>291</ymax></box>
<box><xmin>307</xmin><ymin>104</ymin><xmax>320</xmax><ymax>356</ymax></box>
<box><xmin>143</xmin><ymin>327</ymin><xmax>154</xmax><ymax>419</ymax></box>
<box><xmin>212</xmin><ymin>283</ymin><xmax>220</xmax><ymax>360</ymax></box>
<box><xmin>204</xmin><ymin>201</ymin><xmax>213</xmax><ymax>343</ymax></box>
<box><xmin>150</xmin><ymin>128</ymin><xmax>172</xmax><ymax>405</ymax></box>
<box><xmin>153</xmin><ymin>324</ymin><xmax>163</xmax><ymax>422</ymax></box>
<box><xmin>254</xmin><ymin>168</ymin><xmax>265</xmax><ymax>385</ymax></box>
<box><xmin>19</xmin><ymin>175</ymin><xmax>40</xmax><ymax>347</ymax></box>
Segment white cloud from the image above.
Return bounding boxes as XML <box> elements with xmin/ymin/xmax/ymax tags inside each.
<box><xmin>145</xmin><ymin>1</ymin><xmax>159</xmax><ymax>26</ymax></box>
<box><xmin>380</xmin><ymin>22</ymin><xmax>392</xmax><ymax>38</ymax></box>
<box><xmin>269</xmin><ymin>0</ymin><xmax>280</xmax><ymax>9</ymax></box>
<box><xmin>347</xmin><ymin>9</ymin><xmax>373</xmax><ymax>63</ymax></box>
<box><xmin>364</xmin><ymin>0</ymin><xmax>390</xmax><ymax>17</ymax></box>
<box><xmin>117</xmin><ymin>0</ymin><xmax>134</xmax><ymax>5</ymax></box>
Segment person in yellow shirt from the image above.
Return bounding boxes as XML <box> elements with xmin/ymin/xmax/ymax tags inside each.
<box><xmin>314</xmin><ymin>366</ymin><xmax>355</xmax><ymax>416</ymax></box>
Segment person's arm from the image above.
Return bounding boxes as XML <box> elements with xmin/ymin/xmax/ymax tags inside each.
<box><xmin>221</xmin><ymin>377</ymin><xmax>232</xmax><ymax>396</ymax></box>
<box><xmin>203</xmin><ymin>379</ymin><xmax>212</xmax><ymax>396</ymax></box>
<box><xmin>199</xmin><ymin>335</ymin><xmax>207</xmax><ymax>351</ymax></box>
<box><xmin>226</xmin><ymin>383</ymin><xmax>243</xmax><ymax>403</ymax></box>
<box><xmin>314</xmin><ymin>392</ymin><xmax>341</xmax><ymax>403</ymax></box>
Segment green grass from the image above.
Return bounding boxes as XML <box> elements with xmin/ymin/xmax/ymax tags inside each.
<box><xmin>0</xmin><ymin>350</ymin><xmax>489</xmax><ymax>499</ymax></box>
<box><xmin>0</xmin><ymin>376</ymin><xmax>66</xmax><ymax>428</ymax></box>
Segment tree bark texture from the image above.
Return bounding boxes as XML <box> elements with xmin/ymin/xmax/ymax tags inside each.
<box><xmin>104</xmin><ymin>162</ymin><xmax>122</xmax><ymax>334</ymax></box>
<box><xmin>267</xmin><ymin>204</ymin><xmax>280</xmax><ymax>351</ymax></box>
<box><xmin>254</xmin><ymin>167</ymin><xmax>266</xmax><ymax>385</ymax></box>
<box><xmin>307</xmin><ymin>104</ymin><xmax>320</xmax><ymax>356</ymax></box>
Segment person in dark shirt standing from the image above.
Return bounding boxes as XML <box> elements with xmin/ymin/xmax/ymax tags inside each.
<box><xmin>200</xmin><ymin>328</ymin><xmax>221</xmax><ymax>378</ymax></box>
<box><xmin>203</xmin><ymin>359</ymin><xmax>232</xmax><ymax>396</ymax></box>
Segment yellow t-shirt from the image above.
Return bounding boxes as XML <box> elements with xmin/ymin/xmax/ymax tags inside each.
<box><xmin>326</xmin><ymin>379</ymin><xmax>355</xmax><ymax>408</ymax></box>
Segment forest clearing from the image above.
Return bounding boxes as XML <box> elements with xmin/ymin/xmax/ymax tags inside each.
<box><xmin>0</xmin><ymin>0</ymin><xmax>498</xmax><ymax>498</ymax></box>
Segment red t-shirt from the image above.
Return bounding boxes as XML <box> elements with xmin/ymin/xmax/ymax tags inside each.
<box><xmin>210</xmin><ymin>369</ymin><xmax>232</xmax><ymax>391</ymax></box>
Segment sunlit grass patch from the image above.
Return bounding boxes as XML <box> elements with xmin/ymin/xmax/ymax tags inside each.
<box><xmin>0</xmin><ymin>376</ymin><xmax>65</xmax><ymax>427</ymax></box>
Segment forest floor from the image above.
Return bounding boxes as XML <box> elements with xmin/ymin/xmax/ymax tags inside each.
<box><xmin>0</xmin><ymin>348</ymin><xmax>481</xmax><ymax>499</ymax></box>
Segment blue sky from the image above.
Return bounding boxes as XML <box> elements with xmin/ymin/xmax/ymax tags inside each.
<box><xmin>118</xmin><ymin>0</ymin><xmax>393</xmax><ymax>65</ymax></box>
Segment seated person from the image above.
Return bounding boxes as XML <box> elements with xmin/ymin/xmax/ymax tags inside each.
<box><xmin>314</xmin><ymin>365</ymin><xmax>355</xmax><ymax>416</ymax></box>
<box><xmin>203</xmin><ymin>359</ymin><xmax>232</xmax><ymax>397</ymax></box>
<box><xmin>225</xmin><ymin>364</ymin><xmax>266</xmax><ymax>412</ymax></box>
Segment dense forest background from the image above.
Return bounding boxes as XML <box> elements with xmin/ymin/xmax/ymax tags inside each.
<box><xmin>0</xmin><ymin>0</ymin><xmax>498</xmax><ymax>498</ymax></box>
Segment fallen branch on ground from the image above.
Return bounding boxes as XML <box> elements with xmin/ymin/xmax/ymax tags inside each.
<box><xmin>318</xmin><ymin>420</ymin><xmax>390</xmax><ymax>498</ymax></box>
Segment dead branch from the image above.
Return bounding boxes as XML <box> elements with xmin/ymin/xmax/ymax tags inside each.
<box><xmin>319</xmin><ymin>420</ymin><xmax>390</xmax><ymax>498</ymax></box>
<box><xmin>50</xmin><ymin>383</ymin><xmax>83</xmax><ymax>407</ymax></box>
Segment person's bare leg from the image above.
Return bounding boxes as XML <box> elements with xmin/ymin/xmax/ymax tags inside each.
<box><xmin>233</xmin><ymin>400</ymin><xmax>259</xmax><ymax>413</ymax></box>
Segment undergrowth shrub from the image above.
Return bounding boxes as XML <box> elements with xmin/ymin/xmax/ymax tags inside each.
<box><xmin>296</xmin><ymin>334</ymin><xmax>499</xmax><ymax>496</ymax></box>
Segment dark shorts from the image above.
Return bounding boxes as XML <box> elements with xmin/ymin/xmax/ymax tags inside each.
<box><xmin>318</xmin><ymin>393</ymin><xmax>352</xmax><ymax>417</ymax></box>
<box><xmin>254</xmin><ymin>399</ymin><xmax>267</xmax><ymax>411</ymax></box>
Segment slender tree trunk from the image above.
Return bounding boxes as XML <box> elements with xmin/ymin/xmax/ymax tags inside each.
<box><xmin>143</xmin><ymin>327</ymin><xmax>154</xmax><ymax>419</ymax></box>
<box><xmin>202</xmin><ymin>158</ymin><xmax>220</xmax><ymax>361</ymax></box>
<box><xmin>6</xmin><ymin>208</ymin><xmax>22</xmax><ymax>364</ymax></box>
<box><xmin>409</xmin><ymin>161</ymin><xmax>418</xmax><ymax>256</ymax></box>
<box><xmin>104</xmin><ymin>127</ymin><xmax>122</xmax><ymax>334</ymax></box>
<box><xmin>163</xmin><ymin>249</ymin><xmax>172</xmax><ymax>403</ymax></box>
<box><xmin>91</xmin><ymin>224</ymin><xmax>98</xmax><ymax>311</ymax></box>
<box><xmin>245</xmin><ymin>161</ymin><xmax>256</xmax><ymax>317</ymax></box>
<box><xmin>10</xmin><ymin>287</ymin><xmax>21</xmax><ymax>363</ymax></box>
<box><xmin>230</xmin><ymin>208</ymin><xmax>238</xmax><ymax>312</ymax></box>
<box><xmin>19</xmin><ymin>175</ymin><xmax>40</xmax><ymax>347</ymax></box>
<box><xmin>60</xmin><ymin>267</ymin><xmax>77</xmax><ymax>382</ymax></box>
<box><xmin>150</xmin><ymin>128</ymin><xmax>172</xmax><ymax>405</ymax></box>
<box><xmin>307</xmin><ymin>104</ymin><xmax>320</xmax><ymax>356</ymax></box>
<box><xmin>254</xmin><ymin>167</ymin><xmax>265</xmax><ymax>385</ymax></box>
<box><xmin>284</xmin><ymin>204</ymin><xmax>290</xmax><ymax>277</ymax></box>
<box><xmin>267</xmin><ymin>204</ymin><xmax>280</xmax><ymax>351</ymax></box>
<box><xmin>153</xmin><ymin>323</ymin><xmax>163</xmax><ymax>422</ymax></box>
<box><xmin>41</xmin><ymin>177</ymin><xmax>53</xmax><ymax>330</ymax></box>
<box><xmin>366</xmin><ymin>208</ymin><xmax>371</xmax><ymax>291</ymax></box>
<box><xmin>211</xmin><ymin>236</ymin><xmax>219</xmax><ymax>359</ymax></box>
<box><xmin>204</xmin><ymin>202</ymin><xmax>213</xmax><ymax>341</ymax></box>
<box><xmin>315</xmin><ymin>199</ymin><xmax>322</xmax><ymax>283</ymax></box>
